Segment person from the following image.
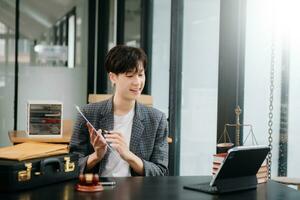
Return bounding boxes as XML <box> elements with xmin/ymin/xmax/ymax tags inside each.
<box><xmin>70</xmin><ymin>45</ymin><xmax>169</xmax><ymax>176</ymax></box>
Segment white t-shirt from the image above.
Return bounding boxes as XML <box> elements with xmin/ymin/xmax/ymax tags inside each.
<box><xmin>101</xmin><ymin>107</ymin><xmax>134</xmax><ymax>177</ymax></box>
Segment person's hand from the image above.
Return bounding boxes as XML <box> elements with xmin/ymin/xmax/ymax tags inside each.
<box><xmin>104</xmin><ymin>131</ymin><xmax>132</xmax><ymax>161</ymax></box>
<box><xmin>87</xmin><ymin>123</ymin><xmax>107</xmax><ymax>161</ymax></box>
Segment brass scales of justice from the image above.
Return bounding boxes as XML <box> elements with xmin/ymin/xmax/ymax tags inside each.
<box><xmin>217</xmin><ymin>105</ymin><xmax>258</xmax><ymax>151</ymax></box>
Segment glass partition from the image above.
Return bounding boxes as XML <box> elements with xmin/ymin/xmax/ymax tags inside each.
<box><xmin>17</xmin><ymin>0</ymin><xmax>88</xmax><ymax>131</ymax></box>
<box><xmin>180</xmin><ymin>0</ymin><xmax>220</xmax><ymax>175</ymax></box>
<box><xmin>18</xmin><ymin>0</ymin><xmax>77</xmax><ymax>67</ymax></box>
<box><xmin>244</xmin><ymin>0</ymin><xmax>300</xmax><ymax>178</ymax></box>
<box><xmin>0</xmin><ymin>0</ymin><xmax>16</xmax><ymax>146</ymax></box>
<box><xmin>151</xmin><ymin>0</ymin><xmax>171</xmax><ymax>116</ymax></box>
<box><xmin>124</xmin><ymin>0</ymin><xmax>141</xmax><ymax>47</ymax></box>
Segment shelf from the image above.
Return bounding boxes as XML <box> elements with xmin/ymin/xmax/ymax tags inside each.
<box><xmin>8</xmin><ymin>120</ymin><xmax>73</xmax><ymax>144</ymax></box>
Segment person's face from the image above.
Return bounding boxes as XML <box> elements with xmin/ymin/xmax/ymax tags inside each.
<box><xmin>110</xmin><ymin>61</ymin><xmax>145</xmax><ymax>101</ymax></box>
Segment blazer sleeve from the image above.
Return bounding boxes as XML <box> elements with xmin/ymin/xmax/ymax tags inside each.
<box><xmin>141</xmin><ymin>113</ymin><xmax>169</xmax><ymax>176</ymax></box>
<box><xmin>69</xmin><ymin>108</ymin><xmax>99</xmax><ymax>174</ymax></box>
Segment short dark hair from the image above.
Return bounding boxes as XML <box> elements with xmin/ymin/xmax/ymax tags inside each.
<box><xmin>104</xmin><ymin>45</ymin><xmax>147</xmax><ymax>74</ymax></box>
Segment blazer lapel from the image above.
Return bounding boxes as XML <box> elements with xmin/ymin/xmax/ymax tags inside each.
<box><xmin>130</xmin><ymin>102</ymin><xmax>144</xmax><ymax>155</ymax></box>
<box><xmin>96</xmin><ymin>98</ymin><xmax>114</xmax><ymax>131</ymax></box>
<box><xmin>95</xmin><ymin>98</ymin><xmax>114</xmax><ymax>174</ymax></box>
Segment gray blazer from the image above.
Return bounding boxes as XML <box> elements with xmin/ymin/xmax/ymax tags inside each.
<box><xmin>69</xmin><ymin>98</ymin><xmax>169</xmax><ymax>176</ymax></box>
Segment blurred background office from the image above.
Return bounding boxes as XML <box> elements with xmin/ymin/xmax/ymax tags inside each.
<box><xmin>0</xmin><ymin>0</ymin><xmax>300</xmax><ymax>180</ymax></box>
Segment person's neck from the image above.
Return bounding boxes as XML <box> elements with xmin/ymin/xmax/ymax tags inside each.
<box><xmin>113</xmin><ymin>95</ymin><xmax>135</xmax><ymax>116</ymax></box>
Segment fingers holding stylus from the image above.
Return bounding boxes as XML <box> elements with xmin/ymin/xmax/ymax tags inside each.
<box><xmin>105</xmin><ymin>132</ymin><xmax>130</xmax><ymax>159</ymax></box>
<box><xmin>105</xmin><ymin>132</ymin><xmax>125</xmax><ymax>144</ymax></box>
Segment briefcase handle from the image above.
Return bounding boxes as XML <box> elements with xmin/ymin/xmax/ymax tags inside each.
<box><xmin>40</xmin><ymin>158</ymin><xmax>63</xmax><ymax>174</ymax></box>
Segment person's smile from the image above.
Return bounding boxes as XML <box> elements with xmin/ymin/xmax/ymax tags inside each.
<box><xmin>129</xmin><ymin>88</ymin><xmax>142</xmax><ymax>94</ymax></box>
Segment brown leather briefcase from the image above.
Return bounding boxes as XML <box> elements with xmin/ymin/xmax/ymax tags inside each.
<box><xmin>0</xmin><ymin>153</ymin><xmax>79</xmax><ymax>192</ymax></box>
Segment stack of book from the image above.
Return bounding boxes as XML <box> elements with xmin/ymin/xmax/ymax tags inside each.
<box><xmin>256</xmin><ymin>161</ymin><xmax>268</xmax><ymax>184</ymax></box>
<box><xmin>212</xmin><ymin>153</ymin><xmax>227</xmax><ymax>176</ymax></box>
<box><xmin>212</xmin><ymin>153</ymin><xmax>268</xmax><ymax>184</ymax></box>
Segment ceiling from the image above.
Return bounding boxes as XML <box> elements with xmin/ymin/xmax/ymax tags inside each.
<box><xmin>0</xmin><ymin>0</ymin><xmax>76</xmax><ymax>40</ymax></box>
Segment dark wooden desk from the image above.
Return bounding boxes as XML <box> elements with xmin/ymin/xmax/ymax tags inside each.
<box><xmin>0</xmin><ymin>176</ymin><xmax>300</xmax><ymax>200</ymax></box>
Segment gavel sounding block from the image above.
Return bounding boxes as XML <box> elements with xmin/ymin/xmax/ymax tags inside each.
<box><xmin>75</xmin><ymin>174</ymin><xmax>104</xmax><ymax>192</ymax></box>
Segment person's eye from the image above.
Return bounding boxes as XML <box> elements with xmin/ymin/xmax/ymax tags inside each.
<box><xmin>138</xmin><ymin>73</ymin><xmax>144</xmax><ymax>77</ymax></box>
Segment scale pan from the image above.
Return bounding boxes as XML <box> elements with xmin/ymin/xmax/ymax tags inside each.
<box><xmin>217</xmin><ymin>143</ymin><xmax>234</xmax><ymax>148</ymax></box>
<box><xmin>217</xmin><ymin>143</ymin><xmax>234</xmax><ymax>153</ymax></box>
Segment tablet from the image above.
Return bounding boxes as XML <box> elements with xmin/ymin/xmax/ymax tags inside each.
<box><xmin>210</xmin><ymin>145</ymin><xmax>270</xmax><ymax>186</ymax></box>
<box><xmin>184</xmin><ymin>145</ymin><xmax>270</xmax><ymax>194</ymax></box>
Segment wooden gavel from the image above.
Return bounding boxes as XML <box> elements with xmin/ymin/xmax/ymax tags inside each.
<box><xmin>78</xmin><ymin>173</ymin><xmax>99</xmax><ymax>186</ymax></box>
